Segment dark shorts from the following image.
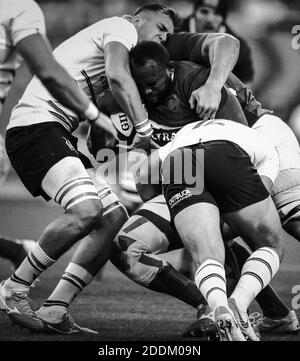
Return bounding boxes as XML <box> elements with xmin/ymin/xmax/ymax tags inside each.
<box><xmin>162</xmin><ymin>140</ymin><xmax>269</xmax><ymax>220</ymax></box>
<box><xmin>6</xmin><ymin>122</ymin><xmax>92</xmax><ymax>199</ymax></box>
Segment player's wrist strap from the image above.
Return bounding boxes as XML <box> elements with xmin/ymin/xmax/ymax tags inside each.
<box><xmin>83</xmin><ymin>102</ymin><xmax>99</xmax><ymax>123</ymax></box>
<box><xmin>135</xmin><ymin>119</ymin><xmax>153</xmax><ymax>137</ymax></box>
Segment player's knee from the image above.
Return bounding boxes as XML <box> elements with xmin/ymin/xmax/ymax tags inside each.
<box><xmin>251</xmin><ymin>223</ymin><xmax>285</xmax><ymax>259</ymax></box>
<box><xmin>112</xmin><ymin>235</ymin><xmax>161</xmax><ymax>286</ymax></box>
<box><xmin>67</xmin><ymin>199</ymin><xmax>103</xmax><ymax>232</ymax></box>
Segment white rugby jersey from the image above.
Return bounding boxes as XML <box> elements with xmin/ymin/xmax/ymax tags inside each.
<box><xmin>8</xmin><ymin>16</ymin><xmax>138</xmax><ymax>132</ymax></box>
<box><xmin>252</xmin><ymin>114</ymin><xmax>300</xmax><ymax>172</ymax></box>
<box><xmin>0</xmin><ymin>0</ymin><xmax>46</xmax><ymax>100</ymax></box>
<box><xmin>159</xmin><ymin>119</ymin><xmax>279</xmax><ymax>184</ymax></box>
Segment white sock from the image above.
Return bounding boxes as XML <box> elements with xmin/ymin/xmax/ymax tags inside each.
<box><xmin>194</xmin><ymin>259</ymin><xmax>228</xmax><ymax>313</ymax></box>
<box><xmin>231</xmin><ymin>247</ymin><xmax>280</xmax><ymax>311</ymax></box>
<box><xmin>7</xmin><ymin>243</ymin><xmax>55</xmax><ymax>290</ymax></box>
<box><xmin>39</xmin><ymin>263</ymin><xmax>93</xmax><ymax>321</ymax></box>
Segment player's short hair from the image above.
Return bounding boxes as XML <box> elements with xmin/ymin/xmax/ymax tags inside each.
<box><xmin>130</xmin><ymin>41</ymin><xmax>170</xmax><ymax>70</ymax></box>
<box><xmin>133</xmin><ymin>2</ymin><xmax>181</xmax><ymax>29</ymax></box>
<box><xmin>193</xmin><ymin>0</ymin><xmax>229</xmax><ymax>20</ymax></box>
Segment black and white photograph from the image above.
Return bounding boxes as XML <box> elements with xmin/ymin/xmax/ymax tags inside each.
<box><xmin>0</xmin><ymin>0</ymin><xmax>300</xmax><ymax>349</ymax></box>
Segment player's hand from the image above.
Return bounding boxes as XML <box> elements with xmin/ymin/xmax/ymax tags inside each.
<box><xmin>130</xmin><ymin>132</ymin><xmax>152</xmax><ymax>151</ymax></box>
<box><xmin>189</xmin><ymin>84</ymin><xmax>222</xmax><ymax>120</ymax></box>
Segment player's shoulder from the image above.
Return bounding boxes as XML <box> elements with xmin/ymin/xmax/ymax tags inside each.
<box><xmin>5</xmin><ymin>0</ymin><xmax>43</xmax><ymax>17</ymax></box>
<box><xmin>174</xmin><ymin>61</ymin><xmax>209</xmax><ymax>83</ymax></box>
<box><xmin>88</xmin><ymin>16</ymin><xmax>135</xmax><ymax>33</ymax></box>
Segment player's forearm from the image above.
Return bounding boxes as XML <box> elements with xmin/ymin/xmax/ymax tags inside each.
<box><xmin>204</xmin><ymin>34</ymin><xmax>240</xmax><ymax>90</ymax></box>
<box><xmin>39</xmin><ymin>63</ymin><xmax>99</xmax><ymax>120</ymax></box>
<box><xmin>108</xmin><ymin>74</ymin><xmax>152</xmax><ymax>136</ymax></box>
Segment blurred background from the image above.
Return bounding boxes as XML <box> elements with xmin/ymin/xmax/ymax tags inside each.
<box><xmin>1</xmin><ymin>0</ymin><xmax>300</xmax><ymax>251</ymax></box>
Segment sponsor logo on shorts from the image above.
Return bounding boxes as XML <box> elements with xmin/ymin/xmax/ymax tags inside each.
<box><xmin>169</xmin><ymin>189</ymin><xmax>192</xmax><ymax>208</ymax></box>
<box><xmin>63</xmin><ymin>137</ymin><xmax>78</xmax><ymax>153</ymax></box>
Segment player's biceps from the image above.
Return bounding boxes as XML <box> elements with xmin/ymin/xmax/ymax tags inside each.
<box><xmin>104</xmin><ymin>43</ymin><xmax>130</xmax><ymax>83</ymax></box>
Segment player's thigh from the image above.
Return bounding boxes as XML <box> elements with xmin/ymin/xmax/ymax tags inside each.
<box><xmin>174</xmin><ymin>202</ymin><xmax>225</xmax><ymax>265</ymax></box>
<box><xmin>116</xmin><ymin>215</ymin><xmax>170</xmax><ymax>255</ymax></box>
<box><xmin>223</xmin><ymin>196</ymin><xmax>284</xmax><ymax>254</ymax></box>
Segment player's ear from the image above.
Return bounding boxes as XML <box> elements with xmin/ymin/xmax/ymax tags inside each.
<box><xmin>132</xmin><ymin>15</ymin><xmax>142</xmax><ymax>27</ymax></box>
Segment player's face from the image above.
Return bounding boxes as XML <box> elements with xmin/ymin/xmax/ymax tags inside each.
<box><xmin>194</xmin><ymin>0</ymin><xmax>223</xmax><ymax>32</ymax></box>
<box><xmin>136</xmin><ymin>12</ymin><xmax>174</xmax><ymax>44</ymax></box>
<box><xmin>133</xmin><ymin>67</ymin><xmax>172</xmax><ymax>106</ymax></box>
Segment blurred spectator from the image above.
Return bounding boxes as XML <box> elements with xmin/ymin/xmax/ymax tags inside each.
<box><xmin>178</xmin><ymin>0</ymin><xmax>254</xmax><ymax>83</ymax></box>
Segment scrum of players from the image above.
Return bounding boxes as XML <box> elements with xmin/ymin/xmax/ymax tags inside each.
<box><xmin>0</xmin><ymin>0</ymin><xmax>300</xmax><ymax>341</ymax></box>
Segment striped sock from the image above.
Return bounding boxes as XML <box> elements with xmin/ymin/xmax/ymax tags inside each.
<box><xmin>42</xmin><ymin>263</ymin><xmax>93</xmax><ymax>312</ymax></box>
<box><xmin>194</xmin><ymin>259</ymin><xmax>228</xmax><ymax>312</ymax></box>
<box><xmin>7</xmin><ymin>243</ymin><xmax>55</xmax><ymax>290</ymax></box>
<box><xmin>231</xmin><ymin>247</ymin><xmax>280</xmax><ymax>311</ymax></box>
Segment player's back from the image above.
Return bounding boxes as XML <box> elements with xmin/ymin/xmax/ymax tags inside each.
<box><xmin>159</xmin><ymin>119</ymin><xmax>275</xmax><ymax>168</ymax></box>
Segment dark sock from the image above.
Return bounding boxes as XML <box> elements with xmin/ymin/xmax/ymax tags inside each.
<box><xmin>0</xmin><ymin>237</ymin><xmax>27</xmax><ymax>268</ymax></box>
<box><xmin>148</xmin><ymin>263</ymin><xmax>205</xmax><ymax>308</ymax></box>
<box><xmin>231</xmin><ymin>242</ymin><xmax>289</xmax><ymax>318</ymax></box>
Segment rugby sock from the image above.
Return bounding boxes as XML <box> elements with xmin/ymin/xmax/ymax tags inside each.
<box><xmin>39</xmin><ymin>262</ymin><xmax>93</xmax><ymax>320</ymax></box>
<box><xmin>6</xmin><ymin>243</ymin><xmax>55</xmax><ymax>290</ymax></box>
<box><xmin>148</xmin><ymin>263</ymin><xmax>206</xmax><ymax>308</ymax></box>
<box><xmin>194</xmin><ymin>259</ymin><xmax>228</xmax><ymax>312</ymax></box>
<box><xmin>230</xmin><ymin>247</ymin><xmax>280</xmax><ymax>312</ymax></box>
<box><xmin>232</xmin><ymin>242</ymin><xmax>289</xmax><ymax>318</ymax></box>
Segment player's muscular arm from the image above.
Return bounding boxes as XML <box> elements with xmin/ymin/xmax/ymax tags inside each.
<box><xmin>104</xmin><ymin>42</ymin><xmax>152</xmax><ymax>150</ymax></box>
<box><xmin>189</xmin><ymin>33</ymin><xmax>240</xmax><ymax>120</ymax></box>
<box><xmin>16</xmin><ymin>34</ymin><xmax>99</xmax><ymax>122</ymax></box>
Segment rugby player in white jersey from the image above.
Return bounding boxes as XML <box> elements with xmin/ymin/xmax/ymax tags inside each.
<box><xmin>0</xmin><ymin>3</ymin><xmax>182</xmax><ymax>333</ymax></box>
<box><xmin>135</xmin><ymin>118</ymin><xmax>284</xmax><ymax>341</ymax></box>
<box><xmin>0</xmin><ymin>0</ymin><xmax>102</xmax><ymax>273</ymax></box>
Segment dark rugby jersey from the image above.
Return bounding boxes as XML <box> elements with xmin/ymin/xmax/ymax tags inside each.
<box><xmin>147</xmin><ymin>61</ymin><xmax>247</xmax><ymax>146</ymax></box>
<box><xmin>165</xmin><ymin>32</ymin><xmax>272</xmax><ymax>127</ymax></box>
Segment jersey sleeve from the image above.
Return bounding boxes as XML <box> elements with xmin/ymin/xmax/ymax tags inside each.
<box><xmin>9</xmin><ymin>0</ymin><xmax>46</xmax><ymax>46</ymax></box>
<box><xmin>226</xmin><ymin>73</ymin><xmax>273</xmax><ymax>126</ymax></box>
<box><xmin>165</xmin><ymin>32</ymin><xmax>209</xmax><ymax>65</ymax></box>
<box><xmin>102</xmin><ymin>17</ymin><xmax>138</xmax><ymax>51</ymax></box>
<box><xmin>176</xmin><ymin>62</ymin><xmax>210</xmax><ymax>103</ymax></box>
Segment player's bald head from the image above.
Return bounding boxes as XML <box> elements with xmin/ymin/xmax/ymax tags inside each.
<box><xmin>130</xmin><ymin>41</ymin><xmax>170</xmax><ymax>74</ymax></box>
<box><xmin>130</xmin><ymin>41</ymin><xmax>173</xmax><ymax>106</ymax></box>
